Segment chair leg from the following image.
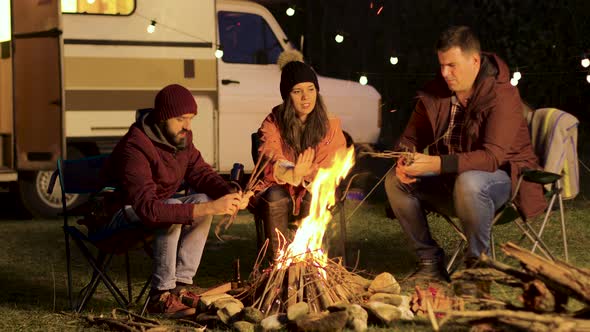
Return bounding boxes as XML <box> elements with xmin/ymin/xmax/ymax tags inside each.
<box><xmin>490</xmin><ymin>232</ymin><xmax>496</xmax><ymax>260</ymax></box>
<box><xmin>137</xmin><ymin>275</ymin><xmax>153</xmax><ymax>316</ymax></box>
<box><xmin>64</xmin><ymin>229</ymin><xmax>74</xmax><ymax>310</ymax></box>
<box><xmin>77</xmin><ymin>252</ymin><xmax>110</xmax><ymax>313</ymax></box>
<box><xmin>338</xmin><ymin>201</ymin><xmax>347</xmax><ymax>266</ymax></box>
<box><xmin>514</xmin><ymin>219</ymin><xmax>556</xmax><ymax>261</ymax></box>
<box><xmin>126</xmin><ymin>253</ymin><xmax>133</xmax><ymax>303</ymax></box>
<box><xmin>71</xmin><ymin>235</ymin><xmax>129</xmax><ymax>309</ymax></box>
<box><xmin>446</xmin><ymin>240</ymin><xmax>465</xmax><ymax>273</ymax></box>
<box><xmin>558</xmin><ymin>193</ymin><xmax>568</xmax><ymax>262</ymax></box>
<box><xmin>531</xmin><ymin>193</ymin><xmax>557</xmax><ymax>254</ymax></box>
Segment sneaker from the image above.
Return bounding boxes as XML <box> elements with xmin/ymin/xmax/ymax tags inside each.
<box><xmin>147</xmin><ymin>291</ymin><xmax>196</xmax><ymax>318</ymax></box>
<box><xmin>408</xmin><ymin>259</ymin><xmax>451</xmax><ymax>283</ymax></box>
<box><xmin>178</xmin><ymin>288</ymin><xmax>201</xmax><ymax>308</ymax></box>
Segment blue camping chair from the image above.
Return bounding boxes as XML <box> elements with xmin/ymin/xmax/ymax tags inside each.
<box><xmin>47</xmin><ymin>155</ymin><xmax>152</xmax><ymax>313</ymax></box>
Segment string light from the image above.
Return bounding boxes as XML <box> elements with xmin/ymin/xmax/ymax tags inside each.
<box><xmin>359</xmin><ymin>75</ymin><xmax>368</xmax><ymax>85</ymax></box>
<box><xmin>586</xmin><ymin>74</ymin><xmax>590</xmax><ymax>84</ymax></box>
<box><xmin>582</xmin><ymin>57</ymin><xmax>590</xmax><ymax>68</ymax></box>
<box><xmin>215</xmin><ymin>46</ymin><xmax>224</xmax><ymax>59</ymax></box>
<box><xmin>335</xmin><ymin>34</ymin><xmax>344</xmax><ymax>43</ymax></box>
<box><xmin>389</xmin><ymin>56</ymin><xmax>399</xmax><ymax>65</ymax></box>
<box><xmin>512</xmin><ymin>70</ymin><xmax>521</xmax><ymax>80</ymax></box>
<box><xmin>86</xmin><ymin>0</ymin><xmax>95</xmax><ymax>4</ymax></box>
<box><xmin>286</xmin><ymin>7</ymin><xmax>295</xmax><ymax>16</ymax></box>
<box><xmin>510</xmin><ymin>78</ymin><xmax>519</xmax><ymax>86</ymax></box>
<box><xmin>147</xmin><ymin>20</ymin><xmax>156</xmax><ymax>34</ymax></box>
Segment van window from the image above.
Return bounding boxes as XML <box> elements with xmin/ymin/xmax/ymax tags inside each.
<box><xmin>218</xmin><ymin>11</ymin><xmax>282</xmax><ymax>64</ymax></box>
<box><xmin>61</xmin><ymin>0</ymin><xmax>135</xmax><ymax>15</ymax></box>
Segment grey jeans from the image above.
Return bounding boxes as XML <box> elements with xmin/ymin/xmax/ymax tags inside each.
<box><xmin>100</xmin><ymin>194</ymin><xmax>212</xmax><ymax>290</ymax></box>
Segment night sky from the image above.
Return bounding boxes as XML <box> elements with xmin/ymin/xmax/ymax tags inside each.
<box><xmin>261</xmin><ymin>0</ymin><xmax>590</xmax><ymax>147</ymax></box>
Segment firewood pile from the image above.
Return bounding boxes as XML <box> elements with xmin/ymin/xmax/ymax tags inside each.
<box><xmin>436</xmin><ymin>242</ymin><xmax>590</xmax><ymax>332</ymax></box>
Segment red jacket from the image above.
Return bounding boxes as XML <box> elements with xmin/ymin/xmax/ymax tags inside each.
<box><xmin>101</xmin><ymin>114</ymin><xmax>231</xmax><ymax>226</ymax></box>
<box><xmin>399</xmin><ymin>53</ymin><xmax>546</xmax><ymax>218</ymax></box>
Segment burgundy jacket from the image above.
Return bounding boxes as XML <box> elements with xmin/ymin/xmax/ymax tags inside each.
<box><xmin>399</xmin><ymin>53</ymin><xmax>546</xmax><ymax>218</ymax></box>
<box><xmin>101</xmin><ymin>113</ymin><xmax>231</xmax><ymax>226</ymax></box>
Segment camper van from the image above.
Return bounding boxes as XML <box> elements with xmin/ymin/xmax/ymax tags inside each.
<box><xmin>0</xmin><ymin>0</ymin><xmax>381</xmax><ymax>217</ymax></box>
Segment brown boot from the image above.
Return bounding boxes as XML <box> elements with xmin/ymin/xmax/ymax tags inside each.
<box><xmin>260</xmin><ymin>196</ymin><xmax>291</xmax><ymax>257</ymax></box>
<box><xmin>147</xmin><ymin>291</ymin><xmax>196</xmax><ymax>318</ymax></box>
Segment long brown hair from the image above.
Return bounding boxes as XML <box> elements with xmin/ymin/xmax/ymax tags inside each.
<box><xmin>276</xmin><ymin>94</ymin><xmax>329</xmax><ymax>156</ymax></box>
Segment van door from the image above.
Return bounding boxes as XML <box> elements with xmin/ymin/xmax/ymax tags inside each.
<box><xmin>216</xmin><ymin>7</ymin><xmax>286</xmax><ymax>172</ymax></box>
<box><xmin>11</xmin><ymin>0</ymin><xmax>63</xmax><ymax>170</ymax></box>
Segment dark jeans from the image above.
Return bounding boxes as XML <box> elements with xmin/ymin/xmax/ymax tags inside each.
<box><xmin>385</xmin><ymin>170</ymin><xmax>511</xmax><ymax>261</ymax></box>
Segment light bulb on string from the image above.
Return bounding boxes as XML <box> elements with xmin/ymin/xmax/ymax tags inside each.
<box><xmin>582</xmin><ymin>57</ymin><xmax>590</xmax><ymax>68</ymax></box>
<box><xmin>87</xmin><ymin>0</ymin><xmax>95</xmax><ymax>4</ymax></box>
<box><xmin>513</xmin><ymin>71</ymin><xmax>521</xmax><ymax>80</ymax></box>
<box><xmin>510</xmin><ymin>78</ymin><xmax>519</xmax><ymax>86</ymax></box>
<box><xmin>359</xmin><ymin>75</ymin><xmax>368</xmax><ymax>85</ymax></box>
<box><xmin>389</xmin><ymin>56</ymin><xmax>399</xmax><ymax>65</ymax></box>
<box><xmin>214</xmin><ymin>46</ymin><xmax>224</xmax><ymax>59</ymax></box>
<box><xmin>286</xmin><ymin>7</ymin><xmax>295</xmax><ymax>16</ymax></box>
<box><xmin>147</xmin><ymin>20</ymin><xmax>156</xmax><ymax>34</ymax></box>
<box><xmin>335</xmin><ymin>34</ymin><xmax>344</xmax><ymax>43</ymax></box>
<box><xmin>586</xmin><ymin>74</ymin><xmax>590</xmax><ymax>84</ymax></box>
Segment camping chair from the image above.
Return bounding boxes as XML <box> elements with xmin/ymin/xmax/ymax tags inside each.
<box><xmin>249</xmin><ymin>132</ymin><xmax>355</xmax><ymax>265</ymax></box>
<box><xmin>445</xmin><ymin>108</ymin><xmax>579</xmax><ymax>269</ymax></box>
<box><xmin>47</xmin><ymin>155</ymin><xmax>152</xmax><ymax>313</ymax></box>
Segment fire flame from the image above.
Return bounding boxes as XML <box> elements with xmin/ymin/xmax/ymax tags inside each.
<box><xmin>276</xmin><ymin>146</ymin><xmax>355</xmax><ymax>270</ymax></box>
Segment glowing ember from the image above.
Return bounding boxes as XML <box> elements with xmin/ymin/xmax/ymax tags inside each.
<box><xmin>276</xmin><ymin>146</ymin><xmax>355</xmax><ymax>270</ymax></box>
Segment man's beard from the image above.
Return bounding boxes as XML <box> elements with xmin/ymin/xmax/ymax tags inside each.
<box><xmin>166</xmin><ymin>129</ymin><xmax>189</xmax><ymax>150</ymax></box>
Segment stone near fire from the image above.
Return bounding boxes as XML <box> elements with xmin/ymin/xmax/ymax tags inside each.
<box><xmin>287</xmin><ymin>301</ymin><xmax>309</xmax><ymax>321</ymax></box>
<box><xmin>242</xmin><ymin>306</ymin><xmax>264</xmax><ymax>324</ymax></box>
<box><xmin>199</xmin><ymin>293</ymin><xmax>233</xmax><ymax>310</ymax></box>
<box><xmin>217</xmin><ymin>302</ymin><xmax>243</xmax><ymax>324</ymax></box>
<box><xmin>212</xmin><ymin>297</ymin><xmax>244</xmax><ymax>311</ymax></box>
<box><xmin>364</xmin><ymin>301</ymin><xmax>402</xmax><ymax>326</ymax></box>
<box><xmin>260</xmin><ymin>313</ymin><xmax>287</xmax><ymax>331</ymax></box>
<box><xmin>295</xmin><ymin>311</ymin><xmax>348</xmax><ymax>331</ymax></box>
<box><xmin>345</xmin><ymin>304</ymin><xmax>368</xmax><ymax>332</ymax></box>
<box><xmin>369</xmin><ymin>293</ymin><xmax>403</xmax><ymax>306</ymax></box>
<box><xmin>397</xmin><ymin>295</ymin><xmax>414</xmax><ymax>320</ymax></box>
<box><xmin>233</xmin><ymin>321</ymin><xmax>255</xmax><ymax>332</ymax></box>
<box><xmin>368</xmin><ymin>272</ymin><xmax>401</xmax><ymax>294</ymax></box>
<box><xmin>351</xmin><ymin>275</ymin><xmax>372</xmax><ymax>291</ymax></box>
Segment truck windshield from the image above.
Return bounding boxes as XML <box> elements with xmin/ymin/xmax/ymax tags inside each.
<box><xmin>218</xmin><ymin>11</ymin><xmax>282</xmax><ymax>65</ymax></box>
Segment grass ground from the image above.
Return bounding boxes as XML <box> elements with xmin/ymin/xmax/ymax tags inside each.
<box><xmin>0</xmin><ymin>195</ymin><xmax>589</xmax><ymax>331</ymax></box>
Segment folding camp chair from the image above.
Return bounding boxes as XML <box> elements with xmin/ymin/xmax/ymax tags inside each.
<box><xmin>47</xmin><ymin>155</ymin><xmax>152</xmax><ymax>313</ymax></box>
<box><xmin>445</xmin><ymin>108</ymin><xmax>579</xmax><ymax>269</ymax></box>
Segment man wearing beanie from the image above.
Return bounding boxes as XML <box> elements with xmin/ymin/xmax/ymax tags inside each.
<box><xmin>99</xmin><ymin>84</ymin><xmax>252</xmax><ymax>317</ymax></box>
<box><xmin>250</xmin><ymin>60</ymin><xmax>346</xmax><ymax>257</ymax></box>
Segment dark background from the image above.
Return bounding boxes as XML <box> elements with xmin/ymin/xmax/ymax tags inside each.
<box><xmin>259</xmin><ymin>0</ymin><xmax>590</xmax><ymax>149</ymax></box>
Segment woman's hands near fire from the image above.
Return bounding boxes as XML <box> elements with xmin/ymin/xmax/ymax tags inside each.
<box><xmin>396</xmin><ymin>153</ymin><xmax>441</xmax><ymax>184</ymax></box>
<box><xmin>293</xmin><ymin>148</ymin><xmax>315</xmax><ymax>179</ymax></box>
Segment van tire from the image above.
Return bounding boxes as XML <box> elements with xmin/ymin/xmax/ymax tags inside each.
<box><xmin>17</xmin><ymin>148</ymin><xmax>85</xmax><ymax>218</ymax></box>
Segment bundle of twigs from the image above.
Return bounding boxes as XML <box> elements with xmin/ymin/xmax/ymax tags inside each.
<box><xmin>237</xmin><ymin>239</ymin><xmax>366</xmax><ymax>316</ymax></box>
<box><xmin>214</xmin><ymin>151</ymin><xmax>273</xmax><ymax>240</ymax></box>
<box><xmin>69</xmin><ymin>308</ymin><xmax>205</xmax><ymax>332</ymax></box>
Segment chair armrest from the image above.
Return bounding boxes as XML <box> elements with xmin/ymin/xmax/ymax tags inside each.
<box><xmin>522</xmin><ymin>169</ymin><xmax>562</xmax><ymax>185</ymax></box>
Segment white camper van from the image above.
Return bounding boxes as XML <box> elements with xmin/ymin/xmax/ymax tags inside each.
<box><xmin>0</xmin><ymin>0</ymin><xmax>381</xmax><ymax>217</ymax></box>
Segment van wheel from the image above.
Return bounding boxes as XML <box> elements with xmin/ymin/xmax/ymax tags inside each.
<box><xmin>18</xmin><ymin>170</ymin><xmax>82</xmax><ymax>218</ymax></box>
<box><xmin>17</xmin><ymin>147</ymin><xmax>86</xmax><ymax>218</ymax></box>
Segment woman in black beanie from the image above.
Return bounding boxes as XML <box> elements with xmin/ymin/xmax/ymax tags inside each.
<box><xmin>251</xmin><ymin>60</ymin><xmax>347</xmax><ymax>257</ymax></box>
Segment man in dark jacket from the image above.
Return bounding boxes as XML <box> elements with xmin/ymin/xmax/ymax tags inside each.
<box><xmin>385</xmin><ymin>26</ymin><xmax>546</xmax><ymax>283</ymax></box>
<box><xmin>100</xmin><ymin>84</ymin><xmax>251</xmax><ymax>317</ymax></box>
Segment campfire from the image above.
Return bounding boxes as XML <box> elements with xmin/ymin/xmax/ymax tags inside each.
<box><xmin>241</xmin><ymin>147</ymin><xmax>364</xmax><ymax>315</ymax></box>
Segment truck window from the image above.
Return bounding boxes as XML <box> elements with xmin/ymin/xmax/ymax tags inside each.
<box><xmin>61</xmin><ymin>0</ymin><xmax>135</xmax><ymax>15</ymax></box>
<box><xmin>218</xmin><ymin>11</ymin><xmax>282</xmax><ymax>65</ymax></box>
